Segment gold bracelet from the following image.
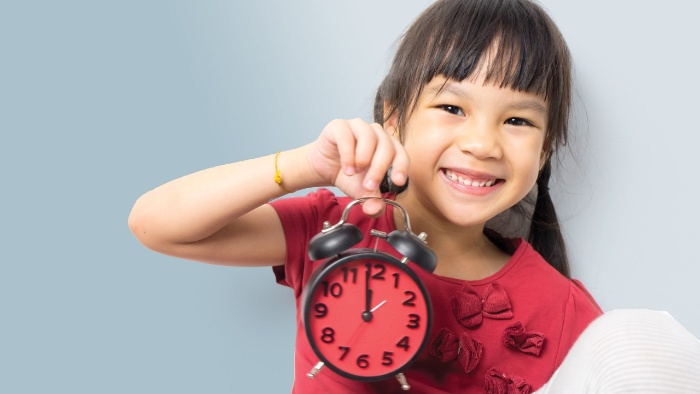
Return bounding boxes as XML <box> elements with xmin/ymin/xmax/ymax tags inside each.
<box><xmin>274</xmin><ymin>151</ymin><xmax>291</xmax><ymax>193</ymax></box>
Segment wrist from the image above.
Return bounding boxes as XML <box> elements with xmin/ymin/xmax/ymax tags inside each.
<box><xmin>273</xmin><ymin>146</ymin><xmax>326</xmax><ymax>193</ymax></box>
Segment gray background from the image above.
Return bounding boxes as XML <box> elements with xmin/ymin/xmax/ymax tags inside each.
<box><xmin>2</xmin><ymin>1</ymin><xmax>698</xmax><ymax>393</ymax></box>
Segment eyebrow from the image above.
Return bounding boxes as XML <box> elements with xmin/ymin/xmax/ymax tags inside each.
<box><xmin>506</xmin><ymin>100</ymin><xmax>548</xmax><ymax>117</ymax></box>
<box><xmin>424</xmin><ymin>80</ymin><xmax>548</xmax><ymax>116</ymax></box>
<box><xmin>425</xmin><ymin>80</ymin><xmax>465</xmax><ymax>99</ymax></box>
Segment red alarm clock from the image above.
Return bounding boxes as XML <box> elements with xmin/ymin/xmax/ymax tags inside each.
<box><xmin>301</xmin><ymin>198</ymin><xmax>437</xmax><ymax>390</ymax></box>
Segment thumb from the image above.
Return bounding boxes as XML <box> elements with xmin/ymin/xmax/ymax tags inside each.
<box><xmin>360</xmin><ymin>194</ymin><xmax>386</xmax><ymax>218</ymax></box>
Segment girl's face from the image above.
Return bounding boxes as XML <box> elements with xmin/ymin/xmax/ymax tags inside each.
<box><xmin>393</xmin><ymin>74</ymin><xmax>547</xmax><ymax>230</ymax></box>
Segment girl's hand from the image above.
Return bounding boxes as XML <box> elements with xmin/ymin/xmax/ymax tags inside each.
<box><xmin>307</xmin><ymin>118</ymin><xmax>409</xmax><ymax>216</ymax></box>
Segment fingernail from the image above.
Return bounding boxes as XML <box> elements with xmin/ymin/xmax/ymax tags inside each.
<box><xmin>344</xmin><ymin>166</ymin><xmax>356</xmax><ymax>176</ymax></box>
<box><xmin>393</xmin><ymin>171</ymin><xmax>406</xmax><ymax>185</ymax></box>
<box><xmin>364</xmin><ymin>179</ymin><xmax>377</xmax><ymax>190</ymax></box>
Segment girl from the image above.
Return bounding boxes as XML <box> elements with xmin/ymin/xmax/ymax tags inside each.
<box><xmin>130</xmin><ymin>0</ymin><xmax>603</xmax><ymax>392</ymax></box>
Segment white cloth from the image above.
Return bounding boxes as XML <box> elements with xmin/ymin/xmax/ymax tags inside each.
<box><xmin>536</xmin><ymin>309</ymin><xmax>700</xmax><ymax>393</ymax></box>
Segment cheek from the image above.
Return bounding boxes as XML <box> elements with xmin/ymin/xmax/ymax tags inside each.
<box><xmin>402</xmin><ymin>126</ymin><xmax>445</xmax><ymax>162</ymax></box>
<box><xmin>523</xmin><ymin>165</ymin><xmax>541</xmax><ymax>187</ymax></box>
<box><xmin>509</xmin><ymin>141</ymin><xmax>545</xmax><ymax>184</ymax></box>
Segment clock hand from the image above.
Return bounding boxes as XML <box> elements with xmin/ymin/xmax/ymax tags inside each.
<box><xmin>346</xmin><ymin>299</ymin><xmax>388</xmax><ymax>350</ymax></box>
<box><xmin>370</xmin><ymin>300</ymin><xmax>387</xmax><ymax>312</ymax></box>
<box><xmin>362</xmin><ymin>265</ymin><xmax>373</xmax><ymax>322</ymax></box>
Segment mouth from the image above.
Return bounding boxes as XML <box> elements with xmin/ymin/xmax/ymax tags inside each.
<box><xmin>442</xmin><ymin>169</ymin><xmax>503</xmax><ymax>188</ymax></box>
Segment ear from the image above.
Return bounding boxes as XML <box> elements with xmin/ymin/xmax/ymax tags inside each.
<box><xmin>383</xmin><ymin>103</ymin><xmax>400</xmax><ymax>140</ymax></box>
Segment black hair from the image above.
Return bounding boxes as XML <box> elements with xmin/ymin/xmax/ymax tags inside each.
<box><xmin>375</xmin><ymin>0</ymin><xmax>571</xmax><ymax>277</ymax></box>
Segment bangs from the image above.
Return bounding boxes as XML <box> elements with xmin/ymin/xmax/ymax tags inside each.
<box><xmin>379</xmin><ymin>0</ymin><xmax>570</xmax><ymax>149</ymax></box>
<box><xmin>414</xmin><ymin>0</ymin><xmax>563</xmax><ymax>100</ymax></box>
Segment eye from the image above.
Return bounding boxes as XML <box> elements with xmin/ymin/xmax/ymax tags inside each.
<box><xmin>504</xmin><ymin>117</ymin><xmax>534</xmax><ymax>127</ymax></box>
<box><xmin>439</xmin><ymin>105</ymin><xmax>464</xmax><ymax>116</ymax></box>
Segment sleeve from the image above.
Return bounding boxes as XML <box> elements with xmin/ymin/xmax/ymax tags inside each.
<box><xmin>553</xmin><ymin>279</ymin><xmax>604</xmax><ymax>367</ymax></box>
<box><xmin>268</xmin><ymin>188</ymin><xmax>344</xmax><ymax>297</ymax></box>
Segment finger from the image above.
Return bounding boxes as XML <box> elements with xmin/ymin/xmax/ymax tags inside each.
<box><xmin>388</xmin><ymin>136</ymin><xmax>410</xmax><ymax>186</ymax></box>
<box><xmin>327</xmin><ymin>120</ymin><xmax>358</xmax><ymax>176</ymax></box>
<box><xmin>361</xmin><ymin>197</ymin><xmax>386</xmax><ymax>218</ymax></box>
<box><xmin>348</xmin><ymin>118</ymin><xmax>378</xmax><ymax>174</ymax></box>
<box><xmin>361</xmin><ymin>123</ymin><xmax>396</xmax><ymax>192</ymax></box>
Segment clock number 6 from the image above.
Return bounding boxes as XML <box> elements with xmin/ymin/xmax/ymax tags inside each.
<box><xmin>356</xmin><ymin>354</ymin><xmax>369</xmax><ymax>369</ymax></box>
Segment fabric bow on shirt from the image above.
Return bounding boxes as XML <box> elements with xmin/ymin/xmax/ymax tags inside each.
<box><xmin>430</xmin><ymin>327</ymin><xmax>483</xmax><ymax>373</ymax></box>
<box><xmin>483</xmin><ymin>368</ymin><xmax>531</xmax><ymax>394</ymax></box>
<box><xmin>452</xmin><ymin>282</ymin><xmax>513</xmax><ymax>328</ymax></box>
<box><xmin>503</xmin><ymin>321</ymin><xmax>545</xmax><ymax>357</ymax></box>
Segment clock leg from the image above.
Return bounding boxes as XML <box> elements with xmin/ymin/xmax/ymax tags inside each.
<box><xmin>306</xmin><ymin>361</ymin><xmax>325</xmax><ymax>379</ymax></box>
<box><xmin>395</xmin><ymin>373</ymin><xmax>411</xmax><ymax>390</ymax></box>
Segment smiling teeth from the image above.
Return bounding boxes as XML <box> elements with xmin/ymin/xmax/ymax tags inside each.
<box><xmin>445</xmin><ymin>169</ymin><xmax>496</xmax><ymax>187</ymax></box>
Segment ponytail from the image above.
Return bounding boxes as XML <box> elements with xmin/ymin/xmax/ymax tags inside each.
<box><xmin>528</xmin><ymin>159</ymin><xmax>571</xmax><ymax>278</ymax></box>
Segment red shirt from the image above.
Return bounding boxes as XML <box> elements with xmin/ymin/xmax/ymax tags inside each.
<box><xmin>270</xmin><ymin>189</ymin><xmax>602</xmax><ymax>393</ymax></box>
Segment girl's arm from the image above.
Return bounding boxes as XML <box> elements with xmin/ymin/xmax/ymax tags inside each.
<box><xmin>127</xmin><ymin>119</ymin><xmax>408</xmax><ymax>267</ymax></box>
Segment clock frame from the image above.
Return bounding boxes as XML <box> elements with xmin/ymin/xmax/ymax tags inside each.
<box><xmin>301</xmin><ymin>198</ymin><xmax>437</xmax><ymax>390</ymax></box>
<box><xmin>302</xmin><ymin>249</ymin><xmax>432</xmax><ymax>382</ymax></box>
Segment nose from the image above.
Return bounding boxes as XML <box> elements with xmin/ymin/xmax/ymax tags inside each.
<box><xmin>456</xmin><ymin>121</ymin><xmax>503</xmax><ymax>160</ymax></box>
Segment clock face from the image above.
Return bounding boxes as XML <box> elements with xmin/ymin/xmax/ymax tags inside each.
<box><xmin>303</xmin><ymin>250</ymin><xmax>432</xmax><ymax>381</ymax></box>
